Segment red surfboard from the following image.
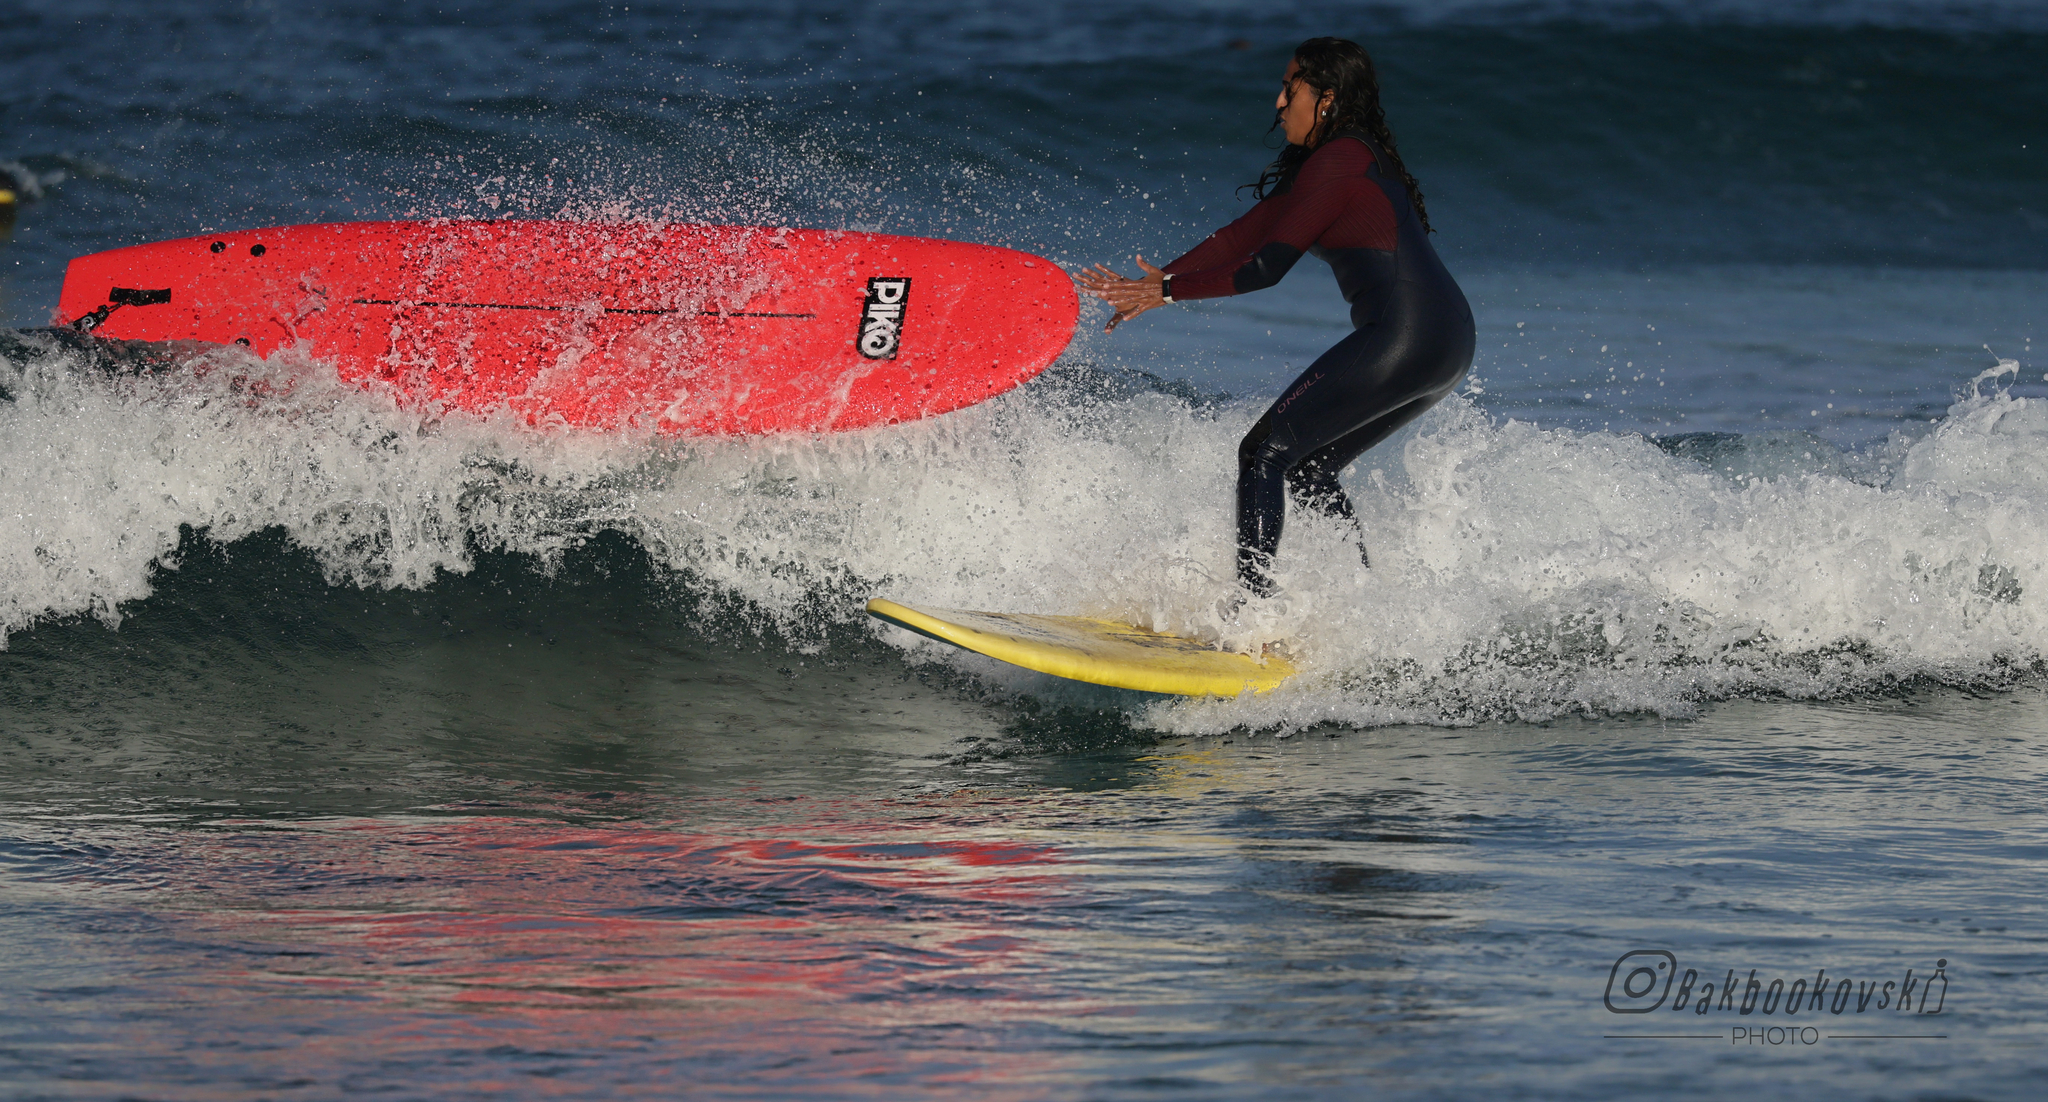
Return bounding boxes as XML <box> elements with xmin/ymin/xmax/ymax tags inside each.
<box><xmin>58</xmin><ymin>221</ymin><xmax>1077</xmax><ymax>434</ymax></box>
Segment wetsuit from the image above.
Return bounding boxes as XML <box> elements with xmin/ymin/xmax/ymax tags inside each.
<box><xmin>1161</xmin><ymin>132</ymin><xmax>1475</xmax><ymax>594</ymax></box>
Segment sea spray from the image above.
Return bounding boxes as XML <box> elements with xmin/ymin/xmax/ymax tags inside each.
<box><xmin>6</xmin><ymin>334</ymin><xmax>2045</xmax><ymax>728</ymax></box>
<box><xmin>1154</xmin><ymin>369</ymin><xmax>2048</xmax><ymax>733</ymax></box>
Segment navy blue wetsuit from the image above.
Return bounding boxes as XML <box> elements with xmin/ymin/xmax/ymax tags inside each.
<box><xmin>1162</xmin><ymin>133</ymin><xmax>1475</xmax><ymax>594</ymax></box>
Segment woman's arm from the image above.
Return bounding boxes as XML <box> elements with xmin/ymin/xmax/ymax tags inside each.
<box><xmin>1077</xmin><ymin>143</ymin><xmax>1381</xmax><ymax>328</ymax></box>
<box><xmin>1161</xmin><ymin>202</ymin><xmax>1277</xmax><ymax>281</ymax></box>
<box><xmin>1165</xmin><ymin>142</ymin><xmax>1378</xmax><ymax>300</ymax></box>
<box><xmin>1076</xmin><ymin>196</ymin><xmax>1280</xmax><ymax>330</ymax></box>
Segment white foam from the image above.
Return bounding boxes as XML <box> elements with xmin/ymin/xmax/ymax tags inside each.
<box><xmin>5</xmin><ymin>336</ymin><xmax>2045</xmax><ymax>731</ymax></box>
<box><xmin>0</xmin><ymin>338</ymin><xmax>651</xmax><ymax>643</ymax></box>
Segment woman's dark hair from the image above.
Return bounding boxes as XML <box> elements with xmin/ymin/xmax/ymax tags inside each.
<box><xmin>1243</xmin><ymin>37</ymin><xmax>1432</xmax><ymax>233</ymax></box>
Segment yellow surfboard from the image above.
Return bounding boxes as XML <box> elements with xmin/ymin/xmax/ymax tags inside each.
<box><xmin>866</xmin><ymin>598</ymin><xmax>1294</xmax><ymax>697</ymax></box>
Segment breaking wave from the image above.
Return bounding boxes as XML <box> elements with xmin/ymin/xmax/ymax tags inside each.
<box><xmin>6</xmin><ymin>333</ymin><xmax>2045</xmax><ymax>732</ymax></box>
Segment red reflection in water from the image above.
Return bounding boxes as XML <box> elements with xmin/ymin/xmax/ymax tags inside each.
<box><xmin>132</xmin><ymin>810</ymin><xmax>1100</xmax><ymax>1090</ymax></box>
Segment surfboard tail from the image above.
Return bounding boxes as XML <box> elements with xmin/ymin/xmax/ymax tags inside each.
<box><xmin>866</xmin><ymin>598</ymin><xmax>1294</xmax><ymax>697</ymax></box>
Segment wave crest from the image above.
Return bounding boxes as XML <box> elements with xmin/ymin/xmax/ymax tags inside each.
<box><xmin>5</xmin><ymin>334</ymin><xmax>2044</xmax><ymax>730</ymax></box>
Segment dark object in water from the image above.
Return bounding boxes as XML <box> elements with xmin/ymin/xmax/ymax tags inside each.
<box><xmin>0</xmin><ymin>160</ymin><xmax>51</xmax><ymax>204</ymax></box>
<box><xmin>1</xmin><ymin>160</ymin><xmax>63</xmax><ymax>238</ymax></box>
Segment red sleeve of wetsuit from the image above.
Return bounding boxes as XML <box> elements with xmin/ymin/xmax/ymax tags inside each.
<box><xmin>1161</xmin><ymin>200</ymin><xmax>1278</xmax><ymax>283</ymax></box>
<box><xmin>1161</xmin><ymin>141</ymin><xmax>1386</xmax><ymax>301</ymax></box>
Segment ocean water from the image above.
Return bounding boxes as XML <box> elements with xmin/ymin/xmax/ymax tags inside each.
<box><xmin>3</xmin><ymin>1</ymin><xmax>2046</xmax><ymax>1098</ymax></box>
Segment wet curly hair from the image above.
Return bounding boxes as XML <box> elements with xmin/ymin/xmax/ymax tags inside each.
<box><xmin>1244</xmin><ymin>37</ymin><xmax>1432</xmax><ymax>233</ymax></box>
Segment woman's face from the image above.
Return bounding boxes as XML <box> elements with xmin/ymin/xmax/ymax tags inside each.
<box><xmin>1275</xmin><ymin>59</ymin><xmax>1331</xmax><ymax>146</ymax></box>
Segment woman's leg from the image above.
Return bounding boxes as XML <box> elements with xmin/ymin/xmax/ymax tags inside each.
<box><xmin>1235</xmin><ymin>324</ymin><xmax>1465</xmax><ymax>594</ymax></box>
<box><xmin>1281</xmin><ymin>393</ymin><xmax>1444</xmax><ymax>566</ymax></box>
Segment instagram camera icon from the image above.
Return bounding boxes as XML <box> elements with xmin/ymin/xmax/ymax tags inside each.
<box><xmin>1605</xmin><ymin>950</ymin><xmax>1677</xmax><ymax>1013</ymax></box>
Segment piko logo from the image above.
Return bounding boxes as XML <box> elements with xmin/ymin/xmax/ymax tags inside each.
<box><xmin>857</xmin><ymin>277</ymin><xmax>911</xmax><ymax>359</ymax></box>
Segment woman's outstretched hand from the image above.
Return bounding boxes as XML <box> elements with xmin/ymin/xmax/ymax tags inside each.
<box><xmin>1075</xmin><ymin>254</ymin><xmax>1169</xmax><ymax>332</ymax></box>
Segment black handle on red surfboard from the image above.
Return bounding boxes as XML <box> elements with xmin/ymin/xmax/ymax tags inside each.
<box><xmin>69</xmin><ymin>286</ymin><xmax>171</xmax><ymax>332</ymax></box>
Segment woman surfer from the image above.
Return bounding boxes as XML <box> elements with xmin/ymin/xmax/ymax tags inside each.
<box><xmin>1077</xmin><ymin>37</ymin><xmax>1474</xmax><ymax>598</ymax></box>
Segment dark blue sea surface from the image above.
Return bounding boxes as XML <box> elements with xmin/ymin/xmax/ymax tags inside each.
<box><xmin>3</xmin><ymin>1</ymin><xmax>2046</xmax><ymax>1098</ymax></box>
